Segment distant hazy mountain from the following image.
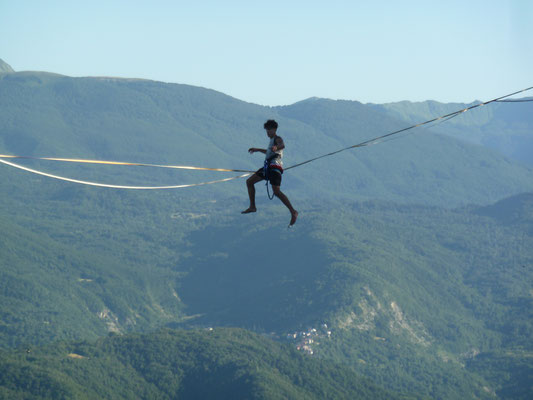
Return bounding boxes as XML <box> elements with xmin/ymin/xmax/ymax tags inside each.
<box><xmin>374</xmin><ymin>97</ymin><xmax>533</xmax><ymax>166</ymax></box>
<box><xmin>0</xmin><ymin>59</ymin><xmax>14</xmax><ymax>73</ymax></box>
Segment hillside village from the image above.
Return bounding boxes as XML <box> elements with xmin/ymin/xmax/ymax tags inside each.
<box><xmin>284</xmin><ymin>324</ymin><xmax>332</xmax><ymax>355</ymax></box>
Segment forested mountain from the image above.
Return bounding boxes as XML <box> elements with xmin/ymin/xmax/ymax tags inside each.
<box><xmin>1</xmin><ymin>65</ymin><xmax>532</xmax><ymax>399</ymax></box>
<box><xmin>1</xmin><ymin>188</ymin><xmax>531</xmax><ymax>398</ymax></box>
<box><xmin>0</xmin><ymin>328</ymin><xmax>407</xmax><ymax>400</ymax></box>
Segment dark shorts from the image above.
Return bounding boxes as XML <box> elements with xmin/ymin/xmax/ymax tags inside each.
<box><xmin>255</xmin><ymin>167</ymin><xmax>282</xmax><ymax>186</ymax></box>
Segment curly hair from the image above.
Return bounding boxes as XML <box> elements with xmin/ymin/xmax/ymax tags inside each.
<box><xmin>263</xmin><ymin>119</ymin><xmax>278</xmax><ymax>130</ymax></box>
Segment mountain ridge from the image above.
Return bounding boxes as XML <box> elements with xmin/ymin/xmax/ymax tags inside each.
<box><xmin>0</xmin><ymin>59</ymin><xmax>14</xmax><ymax>73</ymax></box>
<box><xmin>1</xmin><ymin>70</ymin><xmax>531</xmax><ymax>207</ymax></box>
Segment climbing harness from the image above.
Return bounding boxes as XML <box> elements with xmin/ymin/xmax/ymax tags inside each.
<box><xmin>263</xmin><ymin>159</ymin><xmax>274</xmax><ymax>200</ymax></box>
<box><xmin>263</xmin><ymin>153</ymin><xmax>284</xmax><ymax>200</ymax></box>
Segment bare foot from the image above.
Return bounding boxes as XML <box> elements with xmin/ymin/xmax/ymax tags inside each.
<box><xmin>289</xmin><ymin>210</ymin><xmax>298</xmax><ymax>226</ymax></box>
<box><xmin>241</xmin><ymin>207</ymin><xmax>257</xmax><ymax>214</ymax></box>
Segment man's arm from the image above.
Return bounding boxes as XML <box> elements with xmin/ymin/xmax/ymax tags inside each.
<box><xmin>248</xmin><ymin>148</ymin><xmax>267</xmax><ymax>154</ymax></box>
<box><xmin>272</xmin><ymin>136</ymin><xmax>285</xmax><ymax>152</ymax></box>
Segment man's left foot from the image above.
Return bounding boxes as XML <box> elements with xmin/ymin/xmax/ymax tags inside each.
<box><xmin>289</xmin><ymin>210</ymin><xmax>298</xmax><ymax>226</ymax></box>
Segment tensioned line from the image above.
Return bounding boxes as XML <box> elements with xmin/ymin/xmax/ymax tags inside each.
<box><xmin>0</xmin><ymin>157</ymin><xmax>252</xmax><ymax>189</ymax></box>
<box><xmin>0</xmin><ymin>86</ymin><xmax>532</xmax><ymax>189</ymax></box>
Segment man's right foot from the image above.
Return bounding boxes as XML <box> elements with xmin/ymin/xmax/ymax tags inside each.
<box><xmin>289</xmin><ymin>210</ymin><xmax>298</xmax><ymax>226</ymax></box>
<box><xmin>241</xmin><ymin>207</ymin><xmax>257</xmax><ymax>214</ymax></box>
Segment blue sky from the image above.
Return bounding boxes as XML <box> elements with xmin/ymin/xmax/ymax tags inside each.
<box><xmin>1</xmin><ymin>0</ymin><xmax>532</xmax><ymax>106</ymax></box>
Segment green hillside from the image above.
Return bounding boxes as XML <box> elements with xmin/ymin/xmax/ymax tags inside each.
<box><xmin>177</xmin><ymin>196</ymin><xmax>533</xmax><ymax>399</ymax></box>
<box><xmin>0</xmin><ymin>328</ymin><xmax>407</xmax><ymax>400</ymax></box>
<box><xmin>1</xmin><ymin>68</ymin><xmax>532</xmax><ymax>399</ymax></box>
<box><xmin>0</xmin><ymin>209</ymin><xmax>188</xmax><ymax>348</ymax></box>
<box><xmin>1</xmin><ymin>187</ymin><xmax>531</xmax><ymax>398</ymax></box>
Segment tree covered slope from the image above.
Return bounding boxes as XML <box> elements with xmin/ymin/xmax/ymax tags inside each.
<box><xmin>1</xmin><ymin>68</ymin><xmax>532</xmax><ymax>399</ymax></box>
<box><xmin>0</xmin><ymin>328</ymin><xmax>408</xmax><ymax>400</ymax></box>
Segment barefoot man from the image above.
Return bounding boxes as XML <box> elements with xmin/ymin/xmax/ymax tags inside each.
<box><xmin>241</xmin><ymin>119</ymin><xmax>298</xmax><ymax>226</ymax></box>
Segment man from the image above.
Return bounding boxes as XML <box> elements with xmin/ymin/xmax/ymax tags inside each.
<box><xmin>241</xmin><ymin>119</ymin><xmax>298</xmax><ymax>226</ymax></box>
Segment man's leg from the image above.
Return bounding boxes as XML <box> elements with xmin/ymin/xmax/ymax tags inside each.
<box><xmin>272</xmin><ymin>186</ymin><xmax>298</xmax><ymax>225</ymax></box>
<box><xmin>242</xmin><ymin>174</ymin><xmax>263</xmax><ymax>213</ymax></box>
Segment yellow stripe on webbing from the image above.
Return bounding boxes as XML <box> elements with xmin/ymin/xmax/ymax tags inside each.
<box><xmin>0</xmin><ymin>158</ymin><xmax>251</xmax><ymax>190</ymax></box>
<box><xmin>0</xmin><ymin>154</ymin><xmax>254</xmax><ymax>173</ymax></box>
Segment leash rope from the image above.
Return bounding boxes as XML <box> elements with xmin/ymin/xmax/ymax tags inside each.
<box><xmin>0</xmin><ymin>154</ymin><xmax>254</xmax><ymax>173</ymax></box>
<box><xmin>0</xmin><ymin>158</ymin><xmax>251</xmax><ymax>190</ymax></box>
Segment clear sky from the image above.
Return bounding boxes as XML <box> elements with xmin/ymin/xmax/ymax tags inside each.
<box><xmin>1</xmin><ymin>0</ymin><xmax>532</xmax><ymax>106</ymax></box>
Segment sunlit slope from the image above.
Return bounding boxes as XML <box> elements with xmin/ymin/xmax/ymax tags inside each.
<box><xmin>0</xmin><ymin>175</ymin><xmax>208</xmax><ymax>349</ymax></box>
